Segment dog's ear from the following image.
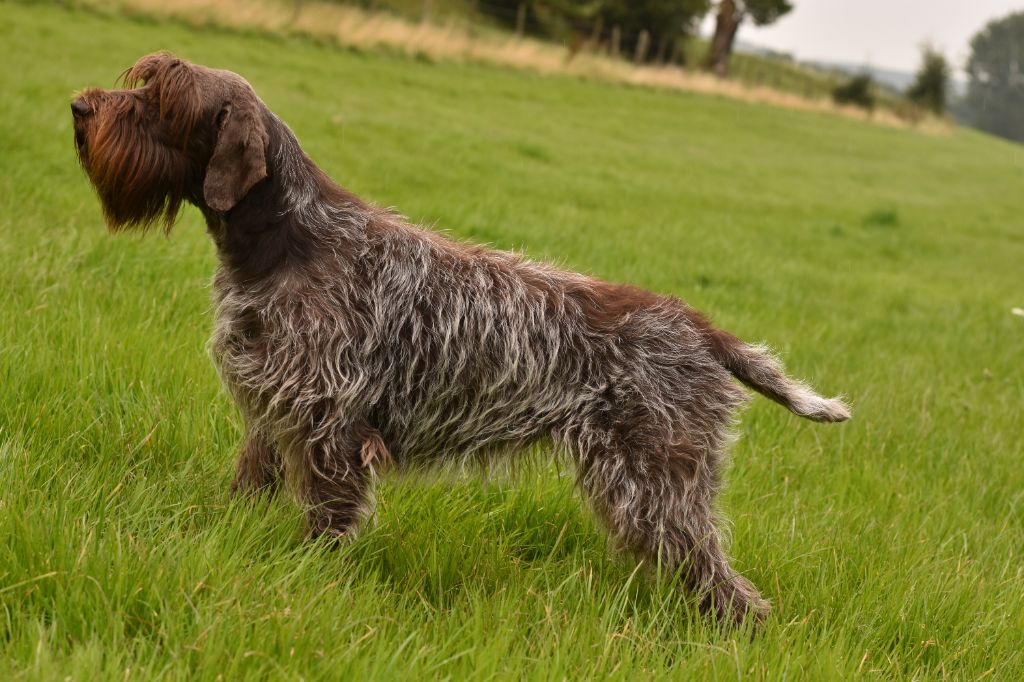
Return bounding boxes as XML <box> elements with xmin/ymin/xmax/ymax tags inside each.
<box><xmin>203</xmin><ymin>100</ymin><xmax>269</xmax><ymax>212</ymax></box>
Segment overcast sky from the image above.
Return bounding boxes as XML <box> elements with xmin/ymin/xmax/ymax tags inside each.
<box><xmin>701</xmin><ymin>1</ymin><xmax>1024</xmax><ymax>74</ymax></box>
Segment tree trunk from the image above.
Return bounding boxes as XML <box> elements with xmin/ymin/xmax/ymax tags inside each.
<box><xmin>706</xmin><ymin>0</ymin><xmax>742</xmax><ymax>77</ymax></box>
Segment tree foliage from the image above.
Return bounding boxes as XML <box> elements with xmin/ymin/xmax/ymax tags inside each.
<box><xmin>906</xmin><ymin>45</ymin><xmax>949</xmax><ymax>115</ymax></box>
<box><xmin>963</xmin><ymin>11</ymin><xmax>1024</xmax><ymax>143</ymax></box>
<box><xmin>743</xmin><ymin>0</ymin><xmax>792</xmax><ymax>26</ymax></box>
<box><xmin>832</xmin><ymin>74</ymin><xmax>875</xmax><ymax>112</ymax></box>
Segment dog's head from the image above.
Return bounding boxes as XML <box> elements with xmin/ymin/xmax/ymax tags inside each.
<box><xmin>72</xmin><ymin>52</ymin><xmax>270</xmax><ymax>231</ymax></box>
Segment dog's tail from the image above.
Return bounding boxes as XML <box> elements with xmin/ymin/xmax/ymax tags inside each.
<box><xmin>701</xmin><ymin>321</ymin><xmax>851</xmax><ymax>423</ymax></box>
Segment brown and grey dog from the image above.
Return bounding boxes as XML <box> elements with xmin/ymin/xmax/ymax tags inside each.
<box><xmin>73</xmin><ymin>52</ymin><xmax>849</xmax><ymax>628</ymax></box>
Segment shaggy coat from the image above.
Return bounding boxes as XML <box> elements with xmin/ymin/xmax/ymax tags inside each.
<box><xmin>72</xmin><ymin>52</ymin><xmax>850</xmax><ymax>628</ymax></box>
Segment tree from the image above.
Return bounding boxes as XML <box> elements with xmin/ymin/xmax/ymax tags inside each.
<box><xmin>832</xmin><ymin>74</ymin><xmax>875</xmax><ymax>112</ymax></box>
<box><xmin>906</xmin><ymin>45</ymin><xmax>950</xmax><ymax>115</ymax></box>
<box><xmin>963</xmin><ymin>11</ymin><xmax>1024</xmax><ymax>143</ymax></box>
<box><xmin>705</xmin><ymin>0</ymin><xmax>792</xmax><ymax>77</ymax></box>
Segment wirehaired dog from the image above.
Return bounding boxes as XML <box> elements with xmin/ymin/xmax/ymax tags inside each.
<box><xmin>73</xmin><ymin>52</ymin><xmax>850</xmax><ymax>628</ymax></box>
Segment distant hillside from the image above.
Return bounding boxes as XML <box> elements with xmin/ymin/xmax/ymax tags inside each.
<box><xmin>800</xmin><ymin>59</ymin><xmax>966</xmax><ymax>98</ymax></box>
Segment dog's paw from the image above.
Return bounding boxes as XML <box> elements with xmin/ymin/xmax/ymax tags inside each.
<box><xmin>702</xmin><ymin>574</ymin><xmax>771</xmax><ymax>633</ymax></box>
<box><xmin>308</xmin><ymin>521</ymin><xmax>358</xmax><ymax>547</ymax></box>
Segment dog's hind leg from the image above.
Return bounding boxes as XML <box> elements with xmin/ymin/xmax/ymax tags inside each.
<box><xmin>573</xmin><ymin>418</ymin><xmax>769</xmax><ymax>628</ymax></box>
<box><xmin>231</xmin><ymin>426</ymin><xmax>282</xmax><ymax>498</ymax></box>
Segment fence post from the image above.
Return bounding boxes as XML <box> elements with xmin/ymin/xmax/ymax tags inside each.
<box><xmin>634</xmin><ymin>29</ymin><xmax>650</xmax><ymax>65</ymax></box>
<box><xmin>515</xmin><ymin>3</ymin><xmax>526</xmax><ymax>38</ymax></box>
<box><xmin>589</xmin><ymin>15</ymin><xmax>604</xmax><ymax>51</ymax></box>
<box><xmin>611</xmin><ymin>25</ymin><xmax>621</xmax><ymax>58</ymax></box>
<box><xmin>421</xmin><ymin>0</ymin><xmax>432</xmax><ymax>24</ymax></box>
<box><xmin>655</xmin><ymin>33</ymin><xmax>668</xmax><ymax>64</ymax></box>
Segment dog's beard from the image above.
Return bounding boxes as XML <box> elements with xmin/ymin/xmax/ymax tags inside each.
<box><xmin>78</xmin><ymin>114</ymin><xmax>189</xmax><ymax>233</ymax></box>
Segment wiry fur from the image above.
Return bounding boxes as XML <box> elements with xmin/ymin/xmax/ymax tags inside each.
<box><xmin>72</xmin><ymin>53</ymin><xmax>850</xmax><ymax>629</ymax></box>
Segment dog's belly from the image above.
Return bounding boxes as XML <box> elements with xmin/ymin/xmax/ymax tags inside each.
<box><xmin>371</xmin><ymin>382</ymin><xmax>568</xmax><ymax>464</ymax></box>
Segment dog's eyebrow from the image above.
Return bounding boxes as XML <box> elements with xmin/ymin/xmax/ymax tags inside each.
<box><xmin>116</xmin><ymin>70</ymin><xmax>149</xmax><ymax>90</ymax></box>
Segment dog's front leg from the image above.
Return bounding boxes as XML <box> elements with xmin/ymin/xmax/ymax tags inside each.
<box><xmin>230</xmin><ymin>427</ymin><xmax>282</xmax><ymax>498</ymax></box>
<box><xmin>292</xmin><ymin>420</ymin><xmax>379</xmax><ymax>542</ymax></box>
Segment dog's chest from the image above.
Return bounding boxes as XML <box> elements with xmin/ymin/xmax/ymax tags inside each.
<box><xmin>208</xmin><ymin>274</ymin><xmax>371</xmax><ymax>415</ymax></box>
<box><xmin>208</xmin><ymin>281</ymin><xmax>280</xmax><ymax>414</ymax></box>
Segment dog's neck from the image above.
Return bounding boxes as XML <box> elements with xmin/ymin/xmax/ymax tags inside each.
<box><xmin>202</xmin><ymin>114</ymin><xmax>369</xmax><ymax>285</ymax></box>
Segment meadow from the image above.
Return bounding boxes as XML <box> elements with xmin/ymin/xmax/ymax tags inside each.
<box><xmin>1</xmin><ymin>2</ymin><xmax>1022</xmax><ymax>679</ymax></box>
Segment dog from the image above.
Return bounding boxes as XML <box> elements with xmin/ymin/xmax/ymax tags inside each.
<box><xmin>73</xmin><ymin>52</ymin><xmax>850</xmax><ymax>628</ymax></box>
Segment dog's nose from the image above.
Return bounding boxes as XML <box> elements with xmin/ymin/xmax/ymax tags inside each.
<box><xmin>71</xmin><ymin>99</ymin><xmax>91</xmax><ymax>119</ymax></box>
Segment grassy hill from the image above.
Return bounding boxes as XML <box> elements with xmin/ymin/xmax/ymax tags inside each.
<box><xmin>1</xmin><ymin>2</ymin><xmax>1022</xmax><ymax>679</ymax></box>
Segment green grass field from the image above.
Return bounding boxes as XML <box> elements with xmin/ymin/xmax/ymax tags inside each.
<box><xmin>2</xmin><ymin>3</ymin><xmax>1023</xmax><ymax>679</ymax></box>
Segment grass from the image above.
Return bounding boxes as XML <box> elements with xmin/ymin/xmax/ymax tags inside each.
<box><xmin>1</xmin><ymin>2</ymin><xmax>1023</xmax><ymax>679</ymax></box>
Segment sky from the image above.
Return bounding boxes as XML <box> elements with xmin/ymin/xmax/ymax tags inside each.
<box><xmin>701</xmin><ymin>1</ymin><xmax>1024</xmax><ymax>74</ymax></box>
